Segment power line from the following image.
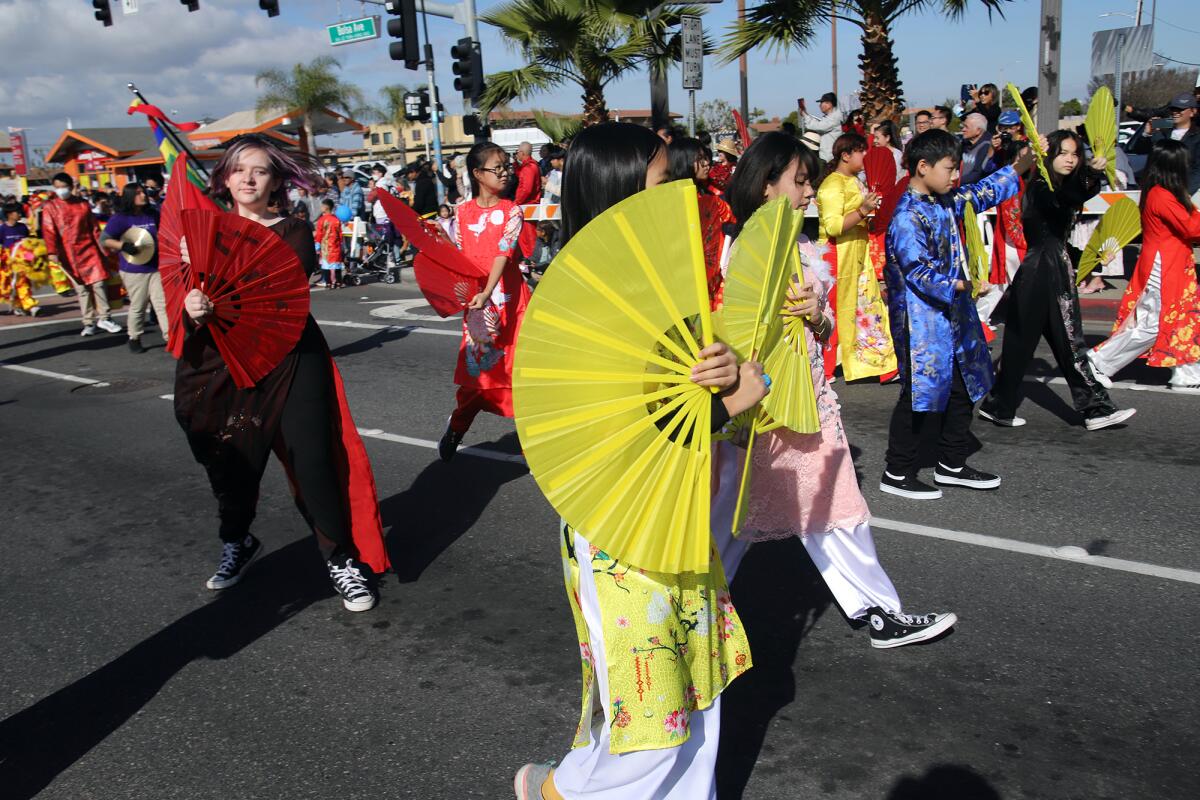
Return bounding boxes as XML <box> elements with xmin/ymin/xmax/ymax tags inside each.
<box><xmin>1153</xmin><ymin>51</ymin><xmax>1200</xmax><ymax>68</ymax></box>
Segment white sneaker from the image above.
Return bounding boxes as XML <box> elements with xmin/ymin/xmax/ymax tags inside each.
<box><xmin>1085</xmin><ymin>408</ymin><xmax>1136</xmax><ymax>431</ymax></box>
<box><xmin>1086</xmin><ymin>351</ymin><xmax>1113</xmax><ymax>389</ymax></box>
<box><xmin>29</xmin><ymin>306</ymin><xmax>40</xmax><ymax>317</ymax></box>
<box><xmin>1169</xmin><ymin>384</ymin><xmax>1200</xmax><ymax>395</ymax></box>
<box><xmin>80</xmin><ymin>325</ymin><xmax>96</xmax><ymax>336</ymax></box>
<box><xmin>96</xmin><ymin>318</ymin><xmax>123</xmax><ymax>334</ymax></box>
<box><xmin>978</xmin><ymin>408</ymin><xmax>1026</xmax><ymax>427</ymax></box>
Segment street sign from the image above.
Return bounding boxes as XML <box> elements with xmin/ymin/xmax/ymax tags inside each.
<box><xmin>681</xmin><ymin>15</ymin><xmax>703</xmax><ymax>91</ymax></box>
<box><xmin>8</xmin><ymin>129</ymin><xmax>28</xmax><ymax>177</ymax></box>
<box><xmin>327</xmin><ymin>16</ymin><xmax>382</xmax><ymax>47</ymax></box>
<box><xmin>1091</xmin><ymin>25</ymin><xmax>1154</xmax><ymax>77</ymax></box>
<box><xmin>121</xmin><ymin>0</ymin><xmax>139</xmax><ymax>14</ymax></box>
<box><xmin>79</xmin><ymin>150</ymin><xmax>107</xmax><ymax>173</ymax></box>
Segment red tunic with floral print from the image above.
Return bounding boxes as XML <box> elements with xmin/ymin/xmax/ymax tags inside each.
<box><xmin>698</xmin><ymin>194</ymin><xmax>735</xmax><ymax>310</ymax></box>
<box><xmin>990</xmin><ymin>177</ymin><xmax>1026</xmax><ymax>286</ymax></box>
<box><xmin>1112</xmin><ymin>186</ymin><xmax>1200</xmax><ymax>367</ymax></box>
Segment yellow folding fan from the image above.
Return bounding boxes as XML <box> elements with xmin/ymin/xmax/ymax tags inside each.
<box><xmin>1086</xmin><ymin>86</ymin><xmax>1119</xmax><ymax>188</ymax></box>
<box><xmin>1076</xmin><ymin>197</ymin><xmax>1140</xmax><ymax>284</ymax></box>
<box><xmin>1006</xmin><ymin>82</ymin><xmax>1054</xmax><ymax>191</ymax></box>
<box><xmin>962</xmin><ymin>202</ymin><xmax>990</xmax><ymax>298</ymax></box>
<box><xmin>512</xmin><ymin>180</ymin><xmax>716</xmax><ymax>575</ymax></box>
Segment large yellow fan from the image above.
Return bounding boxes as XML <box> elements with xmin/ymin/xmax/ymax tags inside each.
<box><xmin>513</xmin><ymin>180</ymin><xmax>716</xmax><ymax>575</ymax></box>
<box><xmin>1086</xmin><ymin>86</ymin><xmax>1119</xmax><ymax>188</ymax></box>
<box><xmin>1076</xmin><ymin>197</ymin><xmax>1141</xmax><ymax>284</ymax></box>
<box><xmin>962</xmin><ymin>201</ymin><xmax>990</xmax><ymax>298</ymax></box>
<box><xmin>1006</xmin><ymin>82</ymin><xmax>1054</xmax><ymax>191</ymax></box>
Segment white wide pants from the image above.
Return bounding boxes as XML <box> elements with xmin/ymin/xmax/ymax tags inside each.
<box><xmin>552</xmin><ymin>531</ymin><xmax>721</xmax><ymax>800</ymax></box>
<box><xmin>1089</xmin><ymin>258</ymin><xmax>1200</xmax><ymax>387</ymax></box>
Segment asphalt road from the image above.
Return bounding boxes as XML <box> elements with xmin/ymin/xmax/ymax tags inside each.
<box><xmin>1</xmin><ymin>280</ymin><xmax>1196</xmax><ymax>800</ymax></box>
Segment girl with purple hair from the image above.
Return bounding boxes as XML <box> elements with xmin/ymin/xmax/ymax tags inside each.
<box><xmin>174</xmin><ymin>134</ymin><xmax>389</xmax><ymax>611</ymax></box>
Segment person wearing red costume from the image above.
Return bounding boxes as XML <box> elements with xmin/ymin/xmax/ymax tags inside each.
<box><xmin>175</xmin><ymin>135</ymin><xmax>389</xmax><ymax>612</ymax></box>
<box><xmin>512</xmin><ymin>141</ymin><xmax>542</xmax><ymax>259</ymax></box>
<box><xmin>42</xmin><ymin>172</ymin><xmax>122</xmax><ymax>336</ymax></box>
<box><xmin>438</xmin><ymin>141</ymin><xmax>530</xmax><ymax>461</ymax></box>
<box><xmin>669</xmin><ymin>136</ymin><xmax>736</xmax><ymax>310</ymax></box>
<box><xmin>1088</xmin><ymin>140</ymin><xmax>1200</xmax><ymax>393</ymax></box>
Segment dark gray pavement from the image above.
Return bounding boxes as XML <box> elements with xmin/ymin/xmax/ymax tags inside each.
<box><xmin>1</xmin><ymin>281</ymin><xmax>1196</xmax><ymax>800</ymax></box>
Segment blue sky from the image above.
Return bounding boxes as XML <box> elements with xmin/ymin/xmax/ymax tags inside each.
<box><xmin>5</xmin><ymin>0</ymin><xmax>1199</xmax><ymax>154</ymax></box>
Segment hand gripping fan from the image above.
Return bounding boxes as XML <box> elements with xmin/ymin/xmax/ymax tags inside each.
<box><xmin>160</xmin><ymin>153</ymin><xmax>222</xmax><ymax>357</ymax></box>
<box><xmin>1006</xmin><ymin>82</ymin><xmax>1054</xmax><ymax>191</ymax></box>
<box><xmin>176</xmin><ymin>209</ymin><xmax>311</xmax><ymax>389</ymax></box>
<box><xmin>375</xmin><ymin>189</ymin><xmax>485</xmax><ymax>316</ymax></box>
<box><xmin>1086</xmin><ymin>86</ymin><xmax>1119</xmax><ymax>188</ymax></box>
<box><xmin>513</xmin><ymin>180</ymin><xmax>715</xmax><ymax>574</ymax></box>
<box><xmin>864</xmin><ymin>146</ymin><xmax>898</xmax><ymax>195</ymax></box>
<box><xmin>1076</xmin><ymin>197</ymin><xmax>1140</xmax><ymax>284</ymax></box>
<box><xmin>962</xmin><ymin>202</ymin><xmax>990</xmax><ymax>298</ymax></box>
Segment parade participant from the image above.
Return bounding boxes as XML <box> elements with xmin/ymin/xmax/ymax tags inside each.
<box><xmin>716</xmin><ymin>132</ymin><xmax>957</xmax><ymax>647</ymax></box>
<box><xmin>0</xmin><ymin>202</ymin><xmax>38</xmax><ymax>316</ymax></box>
<box><xmin>871</xmin><ymin>118</ymin><xmax>905</xmax><ymax>174</ymax></box>
<box><xmin>708</xmin><ymin>140</ymin><xmax>739</xmax><ymax>192</ymax></box>
<box><xmin>881</xmin><ymin>130</ymin><xmax>1024</xmax><ymax>500</ymax></box>
<box><xmin>670</xmin><ymin>136</ymin><xmax>736</xmax><ymax>308</ymax></box>
<box><xmin>817</xmin><ymin>132</ymin><xmax>897</xmax><ymax>382</ymax></box>
<box><xmin>979</xmin><ymin>109</ymin><xmax>1029</xmax><ymax>324</ymax></box>
<box><xmin>1088</xmin><ymin>140</ymin><xmax>1200</xmax><ymax>393</ymax></box>
<box><xmin>176</xmin><ymin>135</ymin><xmax>387</xmax><ymax>611</ymax></box>
<box><xmin>513</xmin><ymin>120</ymin><xmax>768</xmax><ymax>800</ymax></box>
<box><xmin>437</xmin><ymin>142</ymin><xmax>530</xmax><ymax>461</ymax></box>
<box><xmin>979</xmin><ymin>131</ymin><xmax>1136</xmax><ymax>431</ymax></box>
<box><xmin>314</xmin><ymin>198</ymin><xmax>345</xmax><ymax>289</ymax></box>
<box><xmin>101</xmin><ymin>183</ymin><xmax>163</xmax><ymax>353</ymax></box>
<box><xmin>42</xmin><ymin>172</ymin><xmax>122</xmax><ymax>336</ymax></box>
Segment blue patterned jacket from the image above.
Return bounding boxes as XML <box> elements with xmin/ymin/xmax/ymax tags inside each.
<box><xmin>884</xmin><ymin>167</ymin><xmax>1020</xmax><ymax>411</ymax></box>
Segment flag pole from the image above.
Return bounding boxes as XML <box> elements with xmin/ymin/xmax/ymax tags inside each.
<box><xmin>127</xmin><ymin>83</ymin><xmax>211</xmax><ymax>181</ymax></box>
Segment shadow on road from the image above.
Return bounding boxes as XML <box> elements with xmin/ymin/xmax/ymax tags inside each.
<box><xmin>381</xmin><ymin>433</ymin><xmax>528</xmax><ymax>583</ymax></box>
<box><xmin>0</xmin><ymin>330</ymin><xmax>127</xmax><ymax>363</ymax></box>
<box><xmin>716</xmin><ymin>537</ymin><xmax>834</xmax><ymax>799</ymax></box>
<box><xmin>885</xmin><ymin>763</ymin><xmax>1002</xmax><ymax>799</ymax></box>
<box><xmin>0</xmin><ymin>538</ymin><xmax>330</xmax><ymax>800</ymax></box>
<box><xmin>329</xmin><ymin>327</ymin><xmax>415</xmax><ymax>358</ymax></box>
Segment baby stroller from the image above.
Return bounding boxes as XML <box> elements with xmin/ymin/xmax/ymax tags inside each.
<box><xmin>344</xmin><ymin>227</ymin><xmax>403</xmax><ymax>285</ymax></box>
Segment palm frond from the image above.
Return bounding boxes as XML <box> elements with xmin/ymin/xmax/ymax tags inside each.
<box><xmin>479</xmin><ymin>64</ymin><xmax>563</xmax><ymax>116</ymax></box>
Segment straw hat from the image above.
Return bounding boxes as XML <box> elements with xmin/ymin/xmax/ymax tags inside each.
<box><xmin>800</xmin><ymin>130</ymin><xmax>821</xmax><ymax>151</ymax></box>
<box><xmin>715</xmin><ymin>139</ymin><xmax>741</xmax><ymax>158</ymax></box>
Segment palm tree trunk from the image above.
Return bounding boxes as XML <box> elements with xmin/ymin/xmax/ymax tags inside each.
<box><xmin>303</xmin><ymin>113</ymin><xmax>318</xmax><ymax>157</ymax></box>
<box><xmin>581</xmin><ymin>82</ymin><xmax>610</xmax><ymax>128</ymax></box>
<box><xmin>857</xmin><ymin>11</ymin><xmax>903</xmax><ymax>122</ymax></box>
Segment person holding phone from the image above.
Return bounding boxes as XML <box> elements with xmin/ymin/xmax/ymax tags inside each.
<box><xmin>1131</xmin><ymin>93</ymin><xmax>1200</xmax><ymax>196</ymax></box>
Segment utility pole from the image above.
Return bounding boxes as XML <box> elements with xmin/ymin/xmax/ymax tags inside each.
<box><xmin>418</xmin><ymin>1</ymin><xmax>445</xmax><ymax>204</ymax></box>
<box><xmin>831</xmin><ymin>1</ymin><xmax>838</xmax><ymax>98</ymax></box>
<box><xmin>738</xmin><ymin>0</ymin><xmax>749</xmax><ymax>126</ymax></box>
<box><xmin>1036</xmin><ymin>0</ymin><xmax>1061</xmax><ymax>134</ymax></box>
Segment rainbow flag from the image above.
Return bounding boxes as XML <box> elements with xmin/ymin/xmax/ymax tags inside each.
<box><xmin>127</xmin><ymin>99</ymin><xmax>208</xmax><ymax>192</ymax></box>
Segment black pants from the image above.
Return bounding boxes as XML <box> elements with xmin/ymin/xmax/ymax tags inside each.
<box><xmin>885</xmin><ymin>364</ymin><xmax>975</xmax><ymax>476</ymax></box>
<box><xmin>983</xmin><ymin>265</ymin><xmax>1116</xmax><ymax>421</ymax></box>
<box><xmin>195</xmin><ymin>348</ymin><xmax>351</xmax><ymax>552</ymax></box>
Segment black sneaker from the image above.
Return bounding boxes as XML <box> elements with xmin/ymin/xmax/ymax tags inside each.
<box><xmin>438</xmin><ymin>420</ymin><xmax>464</xmax><ymax>462</ymax></box>
<box><xmin>128</xmin><ymin>336</ymin><xmax>146</xmax><ymax>354</ymax></box>
<box><xmin>205</xmin><ymin>534</ymin><xmax>262</xmax><ymax>590</ymax></box>
<box><xmin>933</xmin><ymin>462</ymin><xmax>1001</xmax><ymax>490</ymax></box>
<box><xmin>879</xmin><ymin>471</ymin><xmax>942</xmax><ymax>500</ymax></box>
<box><xmin>867</xmin><ymin>607</ymin><xmax>958</xmax><ymax>649</ymax></box>
<box><xmin>327</xmin><ymin>555</ymin><xmax>377</xmax><ymax>612</ymax></box>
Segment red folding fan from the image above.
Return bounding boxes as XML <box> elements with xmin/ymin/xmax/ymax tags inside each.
<box><xmin>864</xmin><ymin>146</ymin><xmax>898</xmax><ymax>195</ymax></box>
<box><xmin>160</xmin><ymin>153</ymin><xmax>221</xmax><ymax>357</ymax></box>
<box><xmin>873</xmin><ymin>176</ymin><xmax>910</xmax><ymax>234</ymax></box>
<box><xmin>375</xmin><ymin>189</ymin><xmax>488</xmax><ymax>317</ymax></box>
<box><xmin>177</xmin><ymin>208</ymin><xmax>311</xmax><ymax>389</ymax></box>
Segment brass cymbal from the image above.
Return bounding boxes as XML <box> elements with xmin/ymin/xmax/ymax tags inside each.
<box><xmin>120</xmin><ymin>226</ymin><xmax>156</xmax><ymax>266</ymax></box>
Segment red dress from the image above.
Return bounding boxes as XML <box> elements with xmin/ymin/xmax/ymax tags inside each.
<box><xmin>314</xmin><ymin>213</ymin><xmax>344</xmax><ymax>264</ymax></box>
<box><xmin>1111</xmin><ymin>186</ymin><xmax>1200</xmax><ymax>367</ymax></box>
<box><xmin>990</xmin><ymin>177</ymin><xmax>1027</xmax><ymax>286</ymax></box>
<box><xmin>41</xmin><ymin>196</ymin><xmax>109</xmax><ymax>285</ymax></box>
<box><xmin>450</xmin><ymin>198</ymin><xmax>530</xmax><ymax>430</ymax></box>
<box><xmin>699</xmin><ymin>193</ymin><xmax>735</xmax><ymax>310</ymax></box>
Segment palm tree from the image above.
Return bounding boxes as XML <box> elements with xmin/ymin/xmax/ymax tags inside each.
<box><xmin>479</xmin><ymin>0</ymin><xmax>705</xmax><ymax>127</ymax></box>
<box><xmin>721</xmin><ymin>0</ymin><xmax>1012</xmax><ymax>121</ymax></box>
<box><xmin>255</xmin><ymin>56</ymin><xmax>365</xmax><ymax>155</ymax></box>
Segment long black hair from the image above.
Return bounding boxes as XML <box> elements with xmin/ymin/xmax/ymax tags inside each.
<box><xmin>1040</xmin><ymin>129</ymin><xmax>1085</xmax><ymax>190</ymax></box>
<box><xmin>116</xmin><ymin>182</ymin><xmax>157</xmax><ymax>219</ymax></box>
<box><xmin>668</xmin><ymin>137</ymin><xmax>708</xmax><ymax>183</ymax></box>
<box><xmin>465</xmin><ymin>141</ymin><xmax>506</xmax><ymax>198</ymax></box>
<box><xmin>560</xmin><ymin>122</ymin><xmax>665</xmax><ymax>246</ymax></box>
<box><xmin>725</xmin><ymin>131</ymin><xmax>814</xmax><ymax>235</ymax></box>
<box><xmin>1140</xmin><ymin>139</ymin><xmax>1195</xmax><ymax>213</ymax></box>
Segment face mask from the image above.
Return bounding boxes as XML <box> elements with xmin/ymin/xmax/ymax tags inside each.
<box><xmin>53</xmin><ymin>187</ymin><xmax>71</xmax><ymax>199</ymax></box>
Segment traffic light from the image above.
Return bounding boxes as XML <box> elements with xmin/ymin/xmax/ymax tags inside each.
<box><xmin>180</xmin><ymin>0</ymin><xmax>199</xmax><ymax>11</ymax></box>
<box><xmin>451</xmin><ymin>38</ymin><xmax>484</xmax><ymax>103</ymax></box>
<box><xmin>259</xmin><ymin>0</ymin><xmax>280</xmax><ymax>17</ymax></box>
<box><xmin>92</xmin><ymin>0</ymin><xmax>112</xmax><ymax>27</ymax></box>
<box><xmin>385</xmin><ymin>0</ymin><xmax>420</xmax><ymax>71</ymax></box>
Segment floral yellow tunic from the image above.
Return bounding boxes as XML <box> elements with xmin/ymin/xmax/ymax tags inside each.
<box><xmin>560</xmin><ymin>522</ymin><xmax>751</xmax><ymax>754</ymax></box>
<box><xmin>817</xmin><ymin>172</ymin><xmax>897</xmax><ymax>380</ymax></box>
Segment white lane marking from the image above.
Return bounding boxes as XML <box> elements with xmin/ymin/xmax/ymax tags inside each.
<box><xmin>355</xmin><ymin>428</ymin><xmax>527</xmax><ymax>465</ymax></box>
<box><xmin>315</xmin><ymin>319</ymin><xmax>459</xmax><ymax>337</ymax></box>
<box><xmin>872</xmin><ymin>516</ymin><xmax>1200</xmax><ymax>586</ymax></box>
<box><xmin>0</xmin><ymin>311</ymin><xmax>130</xmax><ymax>332</ymax></box>
<box><xmin>1</xmin><ymin>361</ymin><xmax>111</xmax><ymax>387</ymax></box>
<box><xmin>1024</xmin><ymin>375</ymin><xmax>1183</xmax><ymax>396</ymax></box>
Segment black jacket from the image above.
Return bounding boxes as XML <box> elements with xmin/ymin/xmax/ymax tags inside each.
<box><xmin>1131</xmin><ymin>124</ymin><xmax>1200</xmax><ymax>194</ymax></box>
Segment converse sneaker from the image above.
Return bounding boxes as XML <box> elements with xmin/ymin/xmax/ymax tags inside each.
<box><xmin>438</xmin><ymin>420</ymin><xmax>465</xmax><ymax>462</ymax></box>
<box><xmin>80</xmin><ymin>324</ymin><xmax>97</xmax><ymax>336</ymax></box>
<box><xmin>327</xmin><ymin>555</ymin><xmax>377</xmax><ymax>612</ymax></box>
<box><xmin>978</xmin><ymin>407</ymin><xmax>1026</xmax><ymax>427</ymax></box>
<box><xmin>1086</xmin><ymin>351</ymin><xmax>1114</xmax><ymax>389</ymax></box>
<box><xmin>205</xmin><ymin>534</ymin><xmax>262</xmax><ymax>590</ymax></box>
<box><xmin>867</xmin><ymin>607</ymin><xmax>958</xmax><ymax>649</ymax></box>
<box><xmin>934</xmin><ymin>462</ymin><xmax>1001</xmax><ymax>490</ymax></box>
<box><xmin>96</xmin><ymin>318</ymin><xmax>122</xmax><ymax>334</ymax></box>
<box><xmin>1084</xmin><ymin>408</ymin><xmax>1136</xmax><ymax>431</ymax></box>
<box><xmin>513</xmin><ymin>763</ymin><xmax>555</xmax><ymax>800</ymax></box>
<box><xmin>879</xmin><ymin>471</ymin><xmax>942</xmax><ymax>500</ymax></box>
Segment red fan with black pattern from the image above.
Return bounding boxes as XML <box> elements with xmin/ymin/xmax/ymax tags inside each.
<box><xmin>159</xmin><ymin>153</ymin><xmax>221</xmax><ymax>357</ymax></box>
<box><xmin>375</xmin><ymin>186</ymin><xmax>487</xmax><ymax>317</ymax></box>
